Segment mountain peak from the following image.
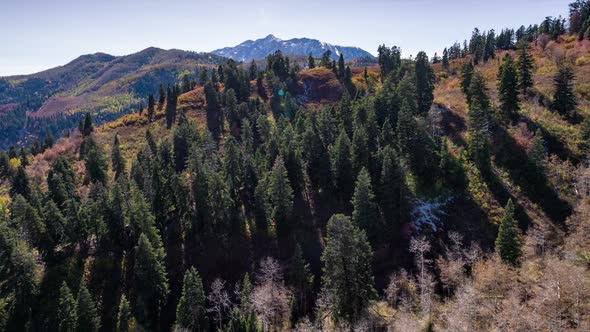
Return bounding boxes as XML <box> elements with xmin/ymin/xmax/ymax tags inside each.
<box><xmin>212</xmin><ymin>35</ymin><xmax>373</xmax><ymax>62</ymax></box>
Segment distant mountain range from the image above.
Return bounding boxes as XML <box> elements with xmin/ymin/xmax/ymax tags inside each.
<box><xmin>212</xmin><ymin>34</ymin><xmax>374</xmax><ymax>62</ymax></box>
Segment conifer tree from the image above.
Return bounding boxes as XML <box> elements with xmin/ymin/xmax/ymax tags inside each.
<box><xmin>134</xmin><ymin>234</ymin><xmax>169</xmax><ymax>329</ymax></box>
<box><xmin>158</xmin><ymin>84</ymin><xmax>165</xmax><ymax>105</ymax></box>
<box><xmin>351</xmin><ymin>126</ymin><xmax>369</xmax><ymax>176</ymax></box>
<box><xmin>415</xmin><ymin>51</ymin><xmax>435</xmax><ymax>116</ymax></box>
<box><xmin>352</xmin><ymin>168</ymin><xmax>379</xmax><ymax>243</ymax></box>
<box><xmin>321</xmin><ymin>214</ymin><xmax>375</xmax><ymax>322</ymax></box>
<box><xmin>289</xmin><ymin>243</ymin><xmax>313</xmax><ymax>322</ymax></box>
<box><xmin>76</xmin><ymin>283</ymin><xmax>100</xmax><ymax>332</ymax></box>
<box><xmin>58</xmin><ymin>282</ymin><xmax>77</xmax><ymax>332</ymax></box>
<box><xmin>147</xmin><ymin>93</ymin><xmax>155</xmax><ymax>122</ymax></box>
<box><xmin>379</xmin><ymin>146</ymin><xmax>407</xmax><ymax>233</ymax></box>
<box><xmin>498</xmin><ymin>54</ymin><xmax>520</xmax><ymax>122</ymax></box>
<box><xmin>529</xmin><ymin>128</ymin><xmax>547</xmax><ymax>174</ymax></box>
<box><xmin>442</xmin><ymin>48</ymin><xmax>449</xmax><ymax>70</ymax></box>
<box><xmin>268</xmin><ymin>156</ymin><xmax>294</xmax><ymax>236</ymax></box>
<box><xmin>83</xmin><ymin>138</ymin><xmax>108</xmax><ymax>185</ymax></box>
<box><xmin>516</xmin><ymin>43</ymin><xmax>534</xmax><ymax>95</ymax></box>
<box><xmin>10</xmin><ymin>166</ymin><xmax>30</xmax><ymax>199</ymax></box>
<box><xmin>205</xmin><ymin>81</ymin><xmax>223</xmax><ymax>140</ymax></box>
<box><xmin>330</xmin><ymin>128</ymin><xmax>354</xmax><ymax>202</ymax></box>
<box><xmin>83</xmin><ymin>113</ymin><xmax>93</xmax><ymax>136</ymax></box>
<box><xmin>338</xmin><ymin>53</ymin><xmax>346</xmax><ymax>78</ymax></box>
<box><xmin>249</xmin><ymin>59</ymin><xmax>258</xmax><ymax>80</ymax></box>
<box><xmin>116</xmin><ymin>295</ymin><xmax>132</xmax><ymax>332</ymax></box>
<box><xmin>460</xmin><ymin>61</ymin><xmax>474</xmax><ymax>102</ymax></box>
<box><xmin>495</xmin><ymin>199</ymin><xmax>521</xmax><ymax>266</ymax></box>
<box><xmin>44</xmin><ymin>132</ymin><xmax>55</xmax><ymax>150</ymax></box>
<box><xmin>468</xmin><ymin>72</ymin><xmax>491</xmax><ymax>174</ymax></box>
<box><xmin>176</xmin><ymin>267</ymin><xmax>207</xmax><ymax>331</ymax></box>
<box><xmin>308</xmin><ymin>53</ymin><xmax>315</xmax><ymax>69</ymax></box>
<box><xmin>111</xmin><ymin>134</ymin><xmax>126</xmax><ymax>180</ymax></box>
<box><xmin>198</xmin><ymin>68</ymin><xmax>208</xmax><ymax>86</ymax></box>
<box><xmin>321</xmin><ymin>50</ymin><xmax>332</xmax><ymax>68</ymax></box>
<box><xmin>552</xmin><ymin>64</ymin><xmax>577</xmax><ymax>118</ymax></box>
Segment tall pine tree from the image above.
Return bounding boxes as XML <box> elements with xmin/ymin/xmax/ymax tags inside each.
<box><xmin>497</xmin><ymin>54</ymin><xmax>520</xmax><ymax>123</ymax></box>
<box><xmin>495</xmin><ymin>199</ymin><xmax>521</xmax><ymax>266</ymax></box>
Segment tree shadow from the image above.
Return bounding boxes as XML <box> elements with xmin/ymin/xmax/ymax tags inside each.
<box><xmin>491</xmin><ymin>123</ymin><xmax>571</xmax><ymax>224</ymax></box>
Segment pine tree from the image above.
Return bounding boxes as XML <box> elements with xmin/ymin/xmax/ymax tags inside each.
<box><xmin>199</xmin><ymin>68</ymin><xmax>208</xmax><ymax>86</ymax></box>
<box><xmin>111</xmin><ymin>134</ymin><xmax>126</xmax><ymax>180</ymax></box>
<box><xmin>321</xmin><ymin>214</ymin><xmax>375</xmax><ymax>322</ymax></box>
<box><xmin>460</xmin><ymin>62</ymin><xmax>474</xmax><ymax>102</ymax></box>
<box><xmin>116</xmin><ymin>295</ymin><xmax>132</xmax><ymax>332</ymax></box>
<box><xmin>249</xmin><ymin>59</ymin><xmax>258</xmax><ymax>80</ymax></box>
<box><xmin>308</xmin><ymin>53</ymin><xmax>315</xmax><ymax>69</ymax></box>
<box><xmin>495</xmin><ymin>199</ymin><xmax>521</xmax><ymax>266</ymax></box>
<box><xmin>134</xmin><ymin>233</ymin><xmax>169</xmax><ymax>329</ymax></box>
<box><xmin>83</xmin><ymin>137</ymin><xmax>108</xmax><ymax>185</ymax></box>
<box><xmin>83</xmin><ymin>113</ymin><xmax>93</xmax><ymax>136</ymax></box>
<box><xmin>268</xmin><ymin>156</ymin><xmax>294</xmax><ymax>236</ymax></box>
<box><xmin>338</xmin><ymin>53</ymin><xmax>345</xmax><ymax>78</ymax></box>
<box><xmin>76</xmin><ymin>283</ymin><xmax>100</xmax><ymax>332</ymax></box>
<box><xmin>289</xmin><ymin>243</ymin><xmax>313</xmax><ymax>322</ymax></box>
<box><xmin>165</xmin><ymin>86</ymin><xmax>178</xmax><ymax>129</ymax></box>
<box><xmin>529</xmin><ymin>128</ymin><xmax>547</xmax><ymax>174</ymax></box>
<box><xmin>415</xmin><ymin>51</ymin><xmax>435</xmax><ymax>116</ymax></box>
<box><xmin>147</xmin><ymin>93</ymin><xmax>155</xmax><ymax>122</ymax></box>
<box><xmin>176</xmin><ymin>267</ymin><xmax>207</xmax><ymax>331</ymax></box>
<box><xmin>379</xmin><ymin>146</ymin><xmax>407</xmax><ymax>234</ymax></box>
<box><xmin>351</xmin><ymin>125</ymin><xmax>369</xmax><ymax>176</ymax></box>
<box><xmin>58</xmin><ymin>282</ymin><xmax>77</xmax><ymax>332</ymax></box>
<box><xmin>158</xmin><ymin>84</ymin><xmax>166</xmax><ymax>105</ymax></box>
<box><xmin>321</xmin><ymin>50</ymin><xmax>332</xmax><ymax>68</ymax></box>
<box><xmin>44</xmin><ymin>132</ymin><xmax>55</xmax><ymax>149</ymax></box>
<box><xmin>552</xmin><ymin>64</ymin><xmax>577</xmax><ymax>118</ymax></box>
<box><xmin>352</xmin><ymin>168</ymin><xmax>379</xmax><ymax>243</ymax></box>
<box><xmin>442</xmin><ymin>48</ymin><xmax>449</xmax><ymax>70</ymax></box>
<box><xmin>205</xmin><ymin>81</ymin><xmax>223</xmax><ymax>141</ymax></box>
<box><xmin>468</xmin><ymin>72</ymin><xmax>491</xmax><ymax>174</ymax></box>
<box><xmin>497</xmin><ymin>54</ymin><xmax>520</xmax><ymax>122</ymax></box>
<box><xmin>516</xmin><ymin>43</ymin><xmax>534</xmax><ymax>95</ymax></box>
<box><xmin>10</xmin><ymin>166</ymin><xmax>30</xmax><ymax>199</ymax></box>
<box><xmin>330</xmin><ymin>128</ymin><xmax>354</xmax><ymax>202</ymax></box>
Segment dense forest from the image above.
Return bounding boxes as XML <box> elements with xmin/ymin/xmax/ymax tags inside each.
<box><xmin>1</xmin><ymin>1</ymin><xmax>590</xmax><ymax>331</ymax></box>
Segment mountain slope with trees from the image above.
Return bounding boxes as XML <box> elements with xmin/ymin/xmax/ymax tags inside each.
<box><xmin>1</xmin><ymin>1</ymin><xmax>590</xmax><ymax>331</ymax></box>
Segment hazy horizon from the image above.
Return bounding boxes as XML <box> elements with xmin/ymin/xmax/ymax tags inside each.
<box><xmin>1</xmin><ymin>0</ymin><xmax>567</xmax><ymax>76</ymax></box>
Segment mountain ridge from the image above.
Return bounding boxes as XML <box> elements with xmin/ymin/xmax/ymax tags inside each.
<box><xmin>212</xmin><ymin>34</ymin><xmax>374</xmax><ymax>61</ymax></box>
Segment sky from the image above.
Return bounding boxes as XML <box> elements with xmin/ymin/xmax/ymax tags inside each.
<box><xmin>0</xmin><ymin>0</ymin><xmax>568</xmax><ymax>76</ymax></box>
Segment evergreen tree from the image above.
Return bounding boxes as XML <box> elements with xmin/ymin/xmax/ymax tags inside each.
<box><xmin>497</xmin><ymin>54</ymin><xmax>520</xmax><ymax>122</ymax></box>
<box><xmin>111</xmin><ymin>134</ymin><xmax>126</xmax><ymax>180</ymax></box>
<box><xmin>176</xmin><ymin>267</ymin><xmax>207</xmax><ymax>331</ymax></box>
<box><xmin>415</xmin><ymin>51</ymin><xmax>435</xmax><ymax>116</ymax></box>
<box><xmin>352</xmin><ymin>168</ymin><xmax>379</xmax><ymax>244</ymax></box>
<box><xmin>516</xmin><ymin>43</ymin><xmax>534</xmax><ymax>95</ymax></box>
<box><xmin>379</xmin><ymin>146</ymin><xmax>407</xmax><ymax>234</ymax></box>
<box><xmin>330</xmin><ymin>128</ymin><xmax>354</xmax><ymax>202</ymax></box>
<box><xmin>205</xmin><ymin>81</ymin><xmax>223</xmax><ymax>140</ymax></box>
<box><xmin>289</xmin><ymin>243</ymin><xmax>313</xmax><ymax>322</ymax></box>
<box><xmin>147</xmin><ymin>93</ymin><xmax>155</xmax><ymax>122</ymax></box>
<box><xmin>495</xmin><ymin>199</ymin><xmax>521</xmax><ymax>266</ymax></box>
<box><xmin>338</xmin><ymin>53</ymin><xmax>345</xmax><ymax>78</ymax></box>
<box><xmin>10</xmin><ymin>166</ymin><xmax>30</xmax><ymax>199</ymax></box>
<box><xmin>460</xmin><ymin>61</ymin><xmax>475</xmax><ymax>101</ymax></box>
<box><xmin>321</xmin><ymin>50</ymin><xmax>332</xmax><ymax>68</ymax></box>
<box><xmin>529</xmin><ymin>128</ymin><xmax>547</xmax><ymax>174</ymax></box>
<box><xmin>116</xmin><ymin>295</ymin><xmax>133</xmax><ymax>332</ymax></box>
<box><xmin>165</xmin><ymin>86</ymin><xmax>178</xmax><ymax>129</ymax></box>
<box><xmin>199</xmin><ymin>68</ymin><xmax>208</xmax><ymax>86</ymax></box>
<box><xmin>468</xmin><ymin>72</ymin><xmax>491</xmax><ymax>174</ymax></box>
<box><xmin>83</xmin><ymin>137</ymin><xmax>108</xmax><ymax>185</ymax></box>
<box><xmin>321</xmin><ymin>214</ymin><xmax>375</xmax><ymax>322</ymax></box>
<box><xmin>58</xmin><ymin>282</ymin><xmax>77</xmax><ymax>332</ymax></box>
<box><xmin>76</xmin><ymin>283</ymin><xmax>100</xmax><ymax>332</ymax></box>
<box><xmin>552</xmin><ymin>64</ymin><xmax>577</xmax><ymax>118</ymax></box>
<box><xmin>308</xmin><ymin>53</ymin><xmax>315</xmax><ymax>69</ymax></box>
<box><xmin>44</xmin><ymin>131</ymin><xmax>55</xmax><ymax>150</ymax></box>
<box><xmin>158</xmin><ymin>84</ymin><xmax>166</xmax><ymax>105</ymax></box>
<box><xmin>249</xmin><ymin>59</ymin><xmax>258</xmax><ymax>80</ymax></box>
<box><xmin>268</xmin><ymin>156</ymin><xmax>294</xmax><ymax>236</ymax></box>
<box><xmin>442</xmin><ymin>48</ymin><xmax>450</xmax><ymax>70</ymax></box>
<box><xmin>134</xmin><ymin>233</ymin><xmax>169</xmax><ymax>329</ymax></box>
<box><xmin>83</xmin><ymin>112</ymin><xmax>93</xmax><ymax>136</ymax></box>
<box><xmin>351</xmin><ymin>125</ymin><xmax>369</xmax><ymax>176</ymax></box>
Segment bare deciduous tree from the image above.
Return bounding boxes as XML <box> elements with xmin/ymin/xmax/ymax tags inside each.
<box><xmin>251</xmin><ymin>257</ymin><xmax>290</xmax><ymax>331</ymax></box>
<box><xmin>207</xmin><ymin>278</ymin><xmax>231</xmax><ymax>330</ymax></box>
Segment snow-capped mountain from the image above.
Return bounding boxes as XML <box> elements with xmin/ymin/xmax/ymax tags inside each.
<box><xmin>212</xmin><ymin>34</ymin><xmax>374</xmax><ymax>62</ymax></box>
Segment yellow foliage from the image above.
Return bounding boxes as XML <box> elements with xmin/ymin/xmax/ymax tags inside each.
<box><xmin>576</xmin><ymin>55</ymin><xmax>590</xmax><ymax>66</ymax></box>
<box><xmin>9</xmin><ymin>158</ymin><xmax>21</xmax><ymax>170</ymax></box>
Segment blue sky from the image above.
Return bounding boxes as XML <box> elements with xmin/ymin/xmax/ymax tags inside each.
<box><xmin>0</xmin><ymin>0</ymin><xmax>567</xmax><ymax>76</ymax></box>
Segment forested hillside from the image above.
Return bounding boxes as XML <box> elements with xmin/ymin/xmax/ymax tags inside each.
<box><xmin>1</xmin><ymin>1</ymin><xmax>590</xmax><ymax>331</ymax></box>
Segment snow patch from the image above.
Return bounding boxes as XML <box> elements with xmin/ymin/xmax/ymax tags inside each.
<box><xmin>412</xmin><ymin>196</ymin><xmax>453</xmax><ymax>231</ymax></box>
